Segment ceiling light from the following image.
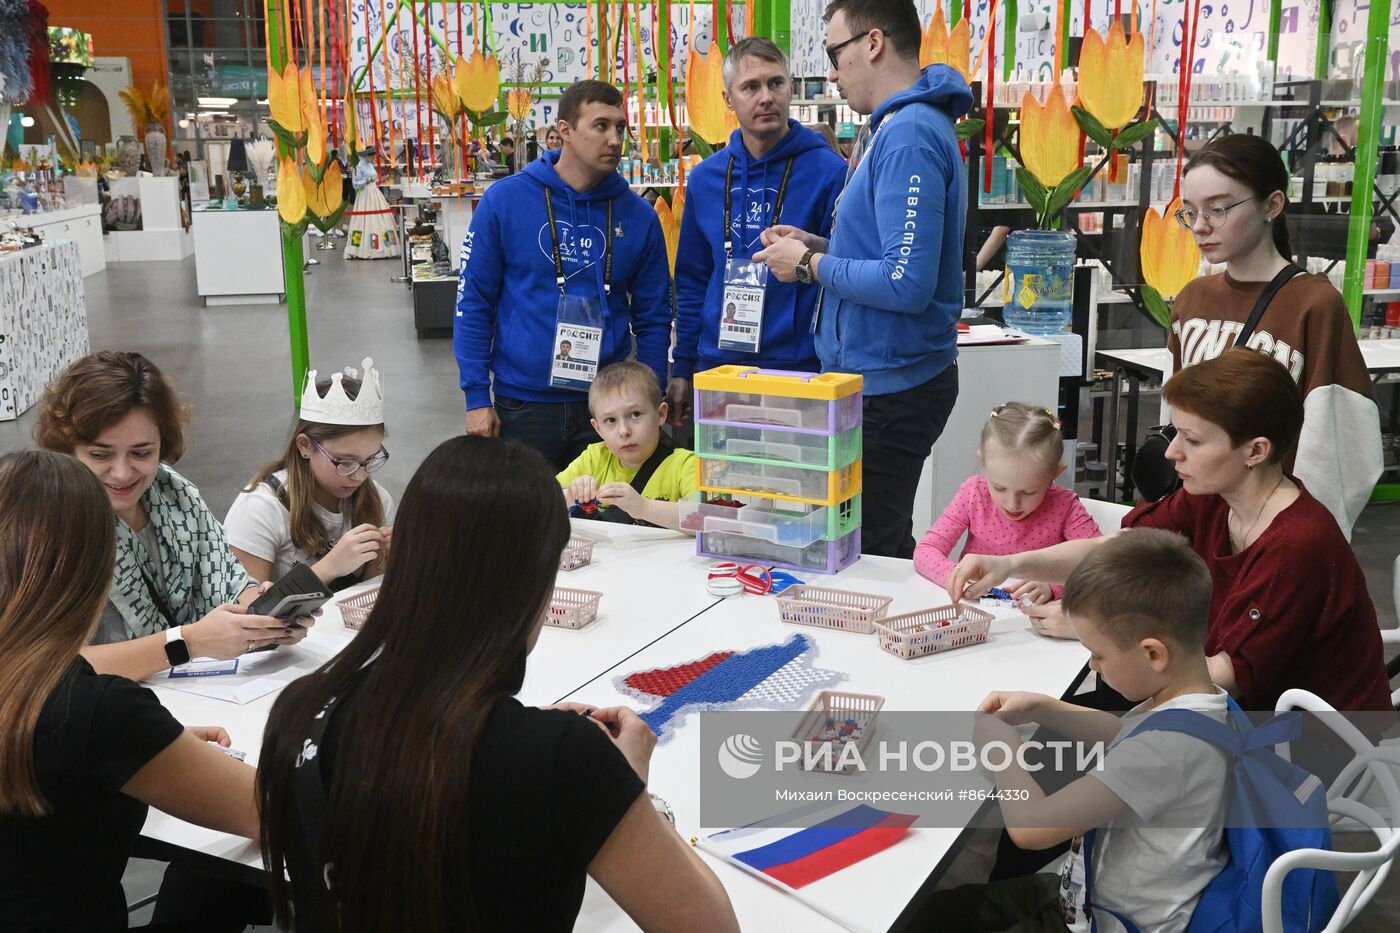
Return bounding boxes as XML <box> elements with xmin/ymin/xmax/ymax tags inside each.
<box><xmin>20</xmin><ymin>115</ymin><xmax>35</xmax><ymax>127</ymax></box>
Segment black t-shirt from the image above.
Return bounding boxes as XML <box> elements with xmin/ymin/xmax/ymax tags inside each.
<box><xmin>0</xmin><ymin>657</ymin><xmax>183</xmax><ymax>932</ymax></box>
<box><xmin>317</xmin><ymin>694</ymin><xmax>645</xmax><ymax>931</ymax></box>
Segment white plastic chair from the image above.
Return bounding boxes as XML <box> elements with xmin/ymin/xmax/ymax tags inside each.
<box><xmin>1078</xmin><ymin>496</ymin><xmax>1132</xmax><ymax>533</ymax></box>
<box><xmin>1263</xmin><ymin>689</ymin><xmax>1400</xmax><ymax>933</ymax></box>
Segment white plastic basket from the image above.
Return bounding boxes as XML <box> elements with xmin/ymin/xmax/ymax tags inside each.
<box><xmin>546</xmin><ymin>587</ymin><xmax>603</xmax><ymax>630</ymax></box>
<box><xmin>791</xmin><ymin>691</ymin><xmax>886</xmax><ymax>774</ymax></box>
<box><xmin>873</xmin><ymin>605</ymin><xmax>995</xmax><ymax>659</ymax></box>
<box><xmin>559</xmin><ymin>536</ymin><xmax>595</xmax><ymax>571</ymax></box>
<box><xmin>774</xmin><ymin>585</ymin><xmax>893</xmax><ymax>634</ymax></box>
<box><xmin>337</xmin><ymin>586</ymin><xmax>379</xmax><ymax>631</ymax></box>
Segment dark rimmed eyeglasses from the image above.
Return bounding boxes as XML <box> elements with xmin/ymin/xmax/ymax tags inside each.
<box><xmin>1173</xmin><ymin>196</ymin><xmax>1257</xmax><ymax>230</ymax></box>
<box><xmin>826</xmin><ymin>30</ymin><xmax>874</xmax><ymax>69</ymax></box>
<box><xmin>313</xmin><ymin>440</ymin><xmax>390</xmax><ymax>477</ymax></box>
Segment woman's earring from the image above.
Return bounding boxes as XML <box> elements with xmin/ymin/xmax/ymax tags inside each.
<box><xmin>1247</xmin><ymin>461</ymin><xmax>1255</xmax><ymax>470</ymax></box>
<box><xmin>1264</xmin><ymin>216</ymin><xmax>1273</xmax><ymax>224</ymax></box>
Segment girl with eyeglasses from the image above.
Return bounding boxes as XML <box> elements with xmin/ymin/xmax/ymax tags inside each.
<box><xmin>36</xmin><ymin>351</ymin><xmax>298</xmax><ymax>684</ymax></box>
<box><xmin>227</xmin><ymin>365</ymin><xmax>392</xmax><ymax>590</ymax></box>
<box><xmin>1170</xmin><ymin>134</ymin><xmax>1380</xmax><ymax>538</ymax></box>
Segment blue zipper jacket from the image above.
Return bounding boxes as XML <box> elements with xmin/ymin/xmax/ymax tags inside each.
<box><xmin>453</xmin><ymin>151</ymin><xmax>672</xmax><ymax>410</ymax></box>
<box><xmin>814</xmin><ymin>65</ymin><xmax>972</xmax><ymax>395</ymax></box>
<box><xmin>672</xmin><ymin>120</ymin><xmax>847</xmax><ymax>378</ymax></box>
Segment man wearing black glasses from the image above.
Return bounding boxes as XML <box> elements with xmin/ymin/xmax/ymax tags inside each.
<box><xmin>754</xmin><ymin>0</ymin><xmax>972</xmax><ymax>559</ymax></box>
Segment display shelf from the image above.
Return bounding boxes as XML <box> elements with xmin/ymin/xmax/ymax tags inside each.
<box><xmin>1363</xmin><ymin>287</ymin><xmax>1400</xmax><ymax>299</ymax></box>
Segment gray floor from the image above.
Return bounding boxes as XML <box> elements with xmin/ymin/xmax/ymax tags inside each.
<box><xmin>5</xmin><ymin>250</ymin><xmax>1399</xmax><ymax>929</ymax></box>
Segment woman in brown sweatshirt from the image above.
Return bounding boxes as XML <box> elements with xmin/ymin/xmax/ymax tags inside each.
<box><xmin>1170</xmin><ymin>135</ymin><xmax>1381</xmax><ymax>539</ymax></box>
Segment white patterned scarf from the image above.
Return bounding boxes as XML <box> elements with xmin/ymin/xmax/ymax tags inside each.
<box><xmin>108</xmin><ymin>464</ymin><xmax>253</xmax><ymax>639</ymax></box>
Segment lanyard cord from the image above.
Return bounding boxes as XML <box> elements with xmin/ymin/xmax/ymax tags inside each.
<box><xmin>723</xmin><ymin>154</ymin><xmax>795</xmax><ymax>260</ymax></box>
<box><xmin>543</xmin><ymin>189</ymin><xmax>615</xmax><ymax>296</ymax></box>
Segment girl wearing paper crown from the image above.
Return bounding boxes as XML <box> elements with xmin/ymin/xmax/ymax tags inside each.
<box><xmin>226</xmin><ymin>358</ymin><xmax>393</xmax><ymax>591</ymax></box>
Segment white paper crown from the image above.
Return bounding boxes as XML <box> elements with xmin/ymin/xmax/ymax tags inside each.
<box><xmin>300</xmin><ymin>357</ymin><xmax>385</xmax><ymax>426</ymax></box>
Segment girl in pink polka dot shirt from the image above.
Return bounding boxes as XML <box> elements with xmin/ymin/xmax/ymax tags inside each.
<box><xmin>915</xmin><ymin>403</ymin><xmax>1102</xmax><ymax>602</ymax></box>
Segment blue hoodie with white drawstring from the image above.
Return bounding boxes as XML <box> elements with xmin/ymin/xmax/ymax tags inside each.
<box><xmin>453</xmin><ymin>151</ymin><xmax>673</xmax><ymax>411</ymax></box>
<box><xmin>814</xmin><ymin>64</ymin><xmax>972</xmax><ymax>396</ymax></box>
<box><xmin>672</xmin><ymin>120</ymin><xmax>847</xmax><ymax>378</ymax></box>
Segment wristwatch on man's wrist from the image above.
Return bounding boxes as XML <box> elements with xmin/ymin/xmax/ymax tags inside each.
<box><xmin>164</xmin><ymin>625</ymin><xmax>191</xmax><ymax>667</ymax></box>
<box><xmin>795</xmin><ymin>249</ymin><xmax>817</xmax><ymax>285</ymax></box>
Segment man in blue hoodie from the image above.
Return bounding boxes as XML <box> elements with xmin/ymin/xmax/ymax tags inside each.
<box><xmin>755</xmin><ymin>0</ymin><xmax>972</xmax><ymax>558</ymax></box>
<box><xmin>454</xmin><ymin>80</ymin><xmax>673</xmax><ymax>471</ymax></box>
<box><xmin>669</xmin><ymin>37</ymin><xmax>848</xmax><ymax>421</ymax></box>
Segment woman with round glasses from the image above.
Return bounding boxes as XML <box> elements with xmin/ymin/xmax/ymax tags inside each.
<box><xmin>1169</xmin><ymin>134</ymin><xmax>1380</xmax><ymax>537</ymax></box>
<box><xmin>227</xmin><ymin>362</ymin><xmax>393</xmax><ymax>590</ymax></box>
<box><xmin>36</xmin><ymin>351</ymin><xmax>300</xmax><ymax>682</ymax></box>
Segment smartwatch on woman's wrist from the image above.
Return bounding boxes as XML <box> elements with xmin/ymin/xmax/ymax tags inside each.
<box><xmin>164</xmin><ymin>625</ymin><xmax>191</xmax><ymax>667</ymax></box>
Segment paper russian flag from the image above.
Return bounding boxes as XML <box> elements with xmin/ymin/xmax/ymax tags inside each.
<box><xmin>706</xmin><ymin>804</ymin><xmax>917</xmax><ymax>889</ymax></box>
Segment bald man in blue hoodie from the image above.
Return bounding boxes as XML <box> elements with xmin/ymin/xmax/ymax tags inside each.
<box><xmin>755</xmin><ymin>0</ymin><xmax>972</xmax><ymax>559</ymax></box>
<box><xmin>669</xmin><ymin>38</ymin><xmax>848</xmax><ymax>421</ymax></box>
<box><xmin>454</xmin><ymin>81</ymin><xmax>672</xmax><ymax>471</ymax></box>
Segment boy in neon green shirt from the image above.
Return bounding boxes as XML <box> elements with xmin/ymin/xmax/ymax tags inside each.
<box><xmin>558</xmin><ymin>361</ymin><xmax>697</xmax><ymax>530</ymax></box>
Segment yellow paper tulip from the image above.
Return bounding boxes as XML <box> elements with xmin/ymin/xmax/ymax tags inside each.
<box><xmin>302</xmin><ymin>97</ymin><xmax>325</xmax><ymax>167</ymax></box>
<box><xmin>276</xmin><ymin>157</ymin><xmax>306</xmax><ymax>225</ymax></box>
<box><xmin>919</xmin><ymin>8</ymin><xmax>970</xmax><ymax>82</ymax></box>
<box><xmin>267</xmin><ymin>64</ymin><xmax>304</xmax><ymax>134</ymax></box>
<box><xmin>1019</xmin><ymin>85</ymin><xmax>1081</xmax><ymax>188</ymax></box>
<box><xmin>321</xmin><ymin>160</ymin><xmax>344</xmax><ymax>216</ymax></box>
<box><xmin>455</xmin><ymin>48</ymin><xmax>501</xmax><ymax>115</ymax></box>
<box><xmin>1141</xmin><ymin>199</ymin><xmax>1201</xmax><ymax>298</ymax></box>
<box><xmin>686</xmin><ymin>42</ymin><xmax>738</xmax><ymax>145</ymax></box>
<box><xmin>1077</xmin><ymin>22</ymin><xmax>1145</xmax><ymax>131</ymax></box>
<box><xmin>343</xmin><ymin>95</ymin><xmax>361</xmax><ymax>151</ymax></box>
<box><xmin>508</xmin><ymin>88</ymin><xmax>533</xmax><ymax>123</ymax></box>
<box><xmin>655</xmin><ymin>187</ymin><xmax>685</xmax><ymax>275</ymax></box>
<box><xmin>431</xmin><ymin>73</ymin><xmax>461</xmax><ymax>119</ymax></box>
<box><xmin>302</xmin><ymin>166</ymin><xmax>327</xmax><ymax>217</ymax></box>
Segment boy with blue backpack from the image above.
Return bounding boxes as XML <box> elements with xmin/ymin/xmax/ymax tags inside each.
<box><xmin>926</xmin><ymin>529</ymin><xmax>1336</xmax><ymax>932</ymax></box>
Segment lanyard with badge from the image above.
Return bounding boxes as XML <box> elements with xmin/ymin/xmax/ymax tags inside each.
<box><xmin>719</xmin><ymin>155</ymin><xmax>794</xmax><ymax>353</ymax></box>
<box><xmin>811</xmin><ymin>115</ymin><xmax>889</xmax><ymax>334</ymax></box>
<box><xmin>545</xmin><ymin>189</ymin><xmax>614</xmax><ymax>390</ymax></box>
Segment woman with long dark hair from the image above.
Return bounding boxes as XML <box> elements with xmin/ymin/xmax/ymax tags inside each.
<box><xmin>0</xmin><ymin>450</ymin><xmax>258</xmax><ymax>932</ymax></box>
<box><xmin>258</xmin><ymin>436</ymin><xmax>738</xmax><ymax>933</ymax></box>
<box><xmin>1169</xmin><ymin>134</ymin><xmax>1381</xmax><ymax>538</ymax></box>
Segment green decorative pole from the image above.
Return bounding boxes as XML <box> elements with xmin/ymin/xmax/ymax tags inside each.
<box><xmin>266</xmin><ymin>0</ymin><xmax>310</xmax><ymax>405</ymax></box>
<box><xmin>772</xmin><ymin>0</ymin><xmax>792</xmax><ymax>55</ymax></box>
<box><xmin>1313</xmin><ymin>0</ymin><xmax>1332</xmax><ymax>80</ymax></box>
<box><xmin>1266</xmin><ymin>0</ymin><xmax>1282</xmax><ymax>63</ymax></box>
<box><xmin>950</xmin><ymin>0</ymin><xmax>962</xmax><ymax>24</ymax></box>
<box><xmin>1342</xmin><ymin>0</ymin><xmax>1391</xmax><ymax>329</ymax></box>
<box><xmin>1003</xmin><ymin>0</ymin><xmax>1018</xmax><ymax>82</ymax></box>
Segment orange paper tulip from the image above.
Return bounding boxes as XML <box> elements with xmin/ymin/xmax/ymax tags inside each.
<box><xmin>508</xmin><ymin>88</ymin><xmax>533</xmax><ymax>122</ymax></box>
<box><xmin>456</xmin><ymin>48</ymin><xmax>501</xmax><ymax>114</ymax></box>
<box><xmin>685</xmin><ymin>42</ymin><xmax>738</xmax><ymax>145</ymax></box>
<box><xmin>1019</xmin><ymin>85</ymin><xmax>1081</xmax><ymax>188</ymax></box>
<box><xmin>431</xmin><ymin>73</ymin><xmax>461</xmax><ymax>119</ymax></box>
<box><xmin>919</xmin><ymin>7</ymin><xmax>970</xmax><ymax>82</ymax></box>
<box><xmin>1077</xmin><ymin>22</ymin><xmax>1146</xmax><ymax>130</ymax></box>
<box><xmin>267</xmin><ymin>64</ymin><xmax>304</xmax><ymax>134</ymax></box>
<box><xmin>276</xmin><ymin>157</ymin><xmax>306</xmax><ymax>225</ymax></box>
<box><xmin>1141</xmin><ymin>199</ymin><xmax>1201</xmax><ymax>298</ymax></box>
<box><xmin>655</xmin><ymin>187</ymin><xmax>685</xmax><ymax>275</ymax></box>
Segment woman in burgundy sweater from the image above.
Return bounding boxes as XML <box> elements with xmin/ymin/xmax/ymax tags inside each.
<box><xmin>948</xmin><ymin>350</ymin><xmax>1390</xmax><ymax>714</ymax></box>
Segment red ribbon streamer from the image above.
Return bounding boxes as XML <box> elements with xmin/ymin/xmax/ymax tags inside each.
<box><xmin>1173</xmin><ymin>0</ymin><xmax>1201</xmax><ymax>201</ymax></box>
<box><xmin>984</xmin><ymin>0</ymin><xmax>998</xmax><ymax>193</ymax></box>
<box><xmin>411</xmin><ymin>1</ymin><xmax>425</xmax><ymax>175</ymax></box>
